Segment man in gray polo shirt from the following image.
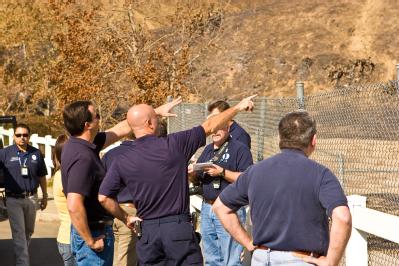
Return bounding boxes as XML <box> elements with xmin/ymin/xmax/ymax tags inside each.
<box><xmin>213</xmin><ymin>111</ymin><xmax>352</xmax><ymax>266</ymax></box>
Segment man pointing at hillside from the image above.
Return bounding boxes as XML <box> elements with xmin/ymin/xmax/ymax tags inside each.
<box><xmin>99</xmin><ymin>95</ymin><xmax>256</xmax><ymax>265</ymax></box>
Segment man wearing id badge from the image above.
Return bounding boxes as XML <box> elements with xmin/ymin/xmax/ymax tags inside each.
<box><xmin>189</xmin><ymin>121</ymin><xmax>253</xmax><ymax>266</ymax></box>
<box><xmin>0</xmin><ymin>123</ymin><xmax>48</xmax><ymax>266</ymax></box>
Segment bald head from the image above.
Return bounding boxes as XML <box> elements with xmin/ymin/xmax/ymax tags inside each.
<box><xmin>127</xmin><ymin>104</ymin><xmax>158</xmax><ymax>138</ymax></box>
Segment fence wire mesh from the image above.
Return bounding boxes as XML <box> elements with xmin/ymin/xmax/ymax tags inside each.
<box><xmin>168</xmin><ymin>80</ymin><xmax>399</xmax><ymax>265</ymax></box>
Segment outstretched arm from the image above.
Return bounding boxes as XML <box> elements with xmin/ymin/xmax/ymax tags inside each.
<box><xmin>201</xmin><ymin>95</ymin><xmax>256</xmax><ymax>136</ymax></box>
<box><xmin>103</xmin><ymin>97</ymin><xmax>182</xmax><ymax>148</ymax></box>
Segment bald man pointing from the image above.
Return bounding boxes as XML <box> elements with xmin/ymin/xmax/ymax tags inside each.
<box><xmin>99</xmin><ymin>96</ymin><xmax>256</xmax><ymax>265</ymax></box>
<box><xmin>61</xmin><ymin>99</ymin><xmax>181</xmax><ymax>266</ymax></box>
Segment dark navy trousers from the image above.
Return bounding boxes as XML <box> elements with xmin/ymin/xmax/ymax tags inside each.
<box><xmin>137</xmin><ymin>214</ymin><xmax>203</xmax><ymax>266</ymax></box>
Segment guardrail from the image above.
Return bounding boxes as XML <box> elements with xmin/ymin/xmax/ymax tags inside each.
<box><xmin>1</xmin><ymin>127</ymin><xmax>398</xmax><ymax>265</ymax></box>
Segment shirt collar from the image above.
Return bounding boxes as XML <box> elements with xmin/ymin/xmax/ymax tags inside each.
<box><xmin>12</xmin><ymin>144</ymin><xmax>33</xmax><ymax>154</ymax></box>
<box><xmin>281</xmin><ymin>148</ymin><xmax>306</xmax><ymax>156</ymax></box>
<box><xmin>69</xmin><ymin>136</ymin><xmax>97</xmax><ymax>150</ymax></box>
<box><xmin>229</xmin><ymin>121</ymin><xmax>238</xmax><ymax>131</ymax></box>
<box><xmin>135</xmin><ymin>134</ymin><xmax>157</xmax><ymax>143</ymax></box>
<box><xmin>212</xmin><ymin>136</ymin><xmax>231</xmax><ymax>152</ymax></box>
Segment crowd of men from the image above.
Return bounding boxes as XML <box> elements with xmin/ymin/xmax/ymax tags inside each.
<box><xmin>0</xmin><ymin>95</ymin><xmax>352</xmax><ymax>266</ymax></box>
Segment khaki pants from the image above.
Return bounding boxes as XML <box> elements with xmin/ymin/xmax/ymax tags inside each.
<box><xmin>7</xmin><ymin>195</ymin><xmax>38</xmax><ymax>266</ymax></box>
<box><xmin>113</xmin><ymin>204</ymin><xmax>137</xmax><ymax>266</ymax></box>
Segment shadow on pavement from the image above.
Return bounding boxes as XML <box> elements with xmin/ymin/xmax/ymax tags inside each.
<box><xmin>0</xmin><ymin>238</ymin><xmax>63</xmax><ymax>266</ymax></box>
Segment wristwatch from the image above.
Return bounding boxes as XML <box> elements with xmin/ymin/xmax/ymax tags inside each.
<box><xmin>220</xmin><ymin>168</ymin><xmax>225</xmax><ymax>177</ymax></box>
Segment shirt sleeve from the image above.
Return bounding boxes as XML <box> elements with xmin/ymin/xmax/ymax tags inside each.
<box><xmin>219</xmin><ymin>168</ymin><xmax>251</xmax><ymax>211</ymax></box>
<box><xmin>101</xmin><ymin>152</ymin><xmax>110</xmax><ymax>172</ymax></box>
<box><xmin>37</xmin><ymin>151</ymin><xmax>48</xmax><ymax>177</ymax></box>
<box><xmin>94</xmin><ymin>132</ymin><xmax>107</xmax><ymax>153</ymax></box>
<box><xmin>99</xmin><ymin>161</ymin><xmax>123</xmax><ymax>198</ymax></box>
<box><xmin>235</xmin><ymin>146</ymin><xmax>253</xmax><ymax>172</ymax></box>
<box><xmin>65</xmin><ymin>155</ymin><xmax>94</xmax><ymax>196</ymax></box>
<box><xmin>318</xmin><ymin>168</ymin><xmax>348</xmax><ymax>217</ymax></box>
<box><xmin>0</xmin><ymin>149</ymin><xmax>5</xmax><ymax>168</ymax></box>
<box><xmin>237</xmin><ymin>132</ymin><xmax>251</xmax><ymax>150</ymax></box>
<box><xmin>168</xmin><ymin>126</ymin><xmax>206</xmax><ymax>160</ymax></box>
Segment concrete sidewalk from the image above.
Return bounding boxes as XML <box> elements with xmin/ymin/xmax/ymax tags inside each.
<box><xmin>36</xmin><ymin>187</ymin><xmax>60</xmax><ymax>222</ymax></box>
<box><xmin>0</xmin><ymin>186</ymin><xmax>63</xmax><ymax>265</ymax></box>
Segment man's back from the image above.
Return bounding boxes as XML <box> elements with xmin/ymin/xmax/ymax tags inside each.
<box><xmin>101</xmin><ymin>126</ymin><xmax>206</xmax><ymax>219</ymax></box>
<box><xmin>61</xmin><ymin>133</ymin><xmax>111</xmax><ymax>222</ymax></box>
<box><xmin>220</xmin><ymin>148</ymin><xmax>347</xmax><ymax>255</ymax></box>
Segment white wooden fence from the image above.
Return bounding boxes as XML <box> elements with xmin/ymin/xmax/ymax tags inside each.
<box><xmin>1</xmin><ymin>127</ymin><xmax>398</xmax><ymax>265</ymax></box>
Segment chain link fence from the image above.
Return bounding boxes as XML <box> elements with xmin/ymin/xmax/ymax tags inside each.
<box><xmin>168</xmin><ymin>80</ymin><xmax>399</xmax><ymax>265</ymax></box>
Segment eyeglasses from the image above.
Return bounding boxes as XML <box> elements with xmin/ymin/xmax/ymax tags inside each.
<box><xmin>15</xmin><ymin>134</ymin><xmax>29</xmax><ymax>138</ymax></box>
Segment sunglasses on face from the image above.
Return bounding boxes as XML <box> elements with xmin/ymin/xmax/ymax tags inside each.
<box><xmin>15</xmin><ymin>134</ymin><xmax>29</xmax><ymax>138</ymax></box>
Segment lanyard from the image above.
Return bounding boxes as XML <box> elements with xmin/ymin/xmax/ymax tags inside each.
<box><xmin>210</xmin><ymin>140</ymin><xmax>229</xmax><ymax>164</ymax></box>
<box><xmin>17</xmin><ymin>151</ymin><xmax>28</xmax><ymax>167</ymax></box>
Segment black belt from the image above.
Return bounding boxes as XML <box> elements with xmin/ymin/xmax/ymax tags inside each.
<box><xmin>142</xmin><ymin>214</ymin><xmax>191</xmax><ymax>225</ymax></box>
<box><xmin>88</xmin><ymin>219</ymin><xmax>113</xmax><ymax>231</ymax></box>
<box><xmin>6</xmin><ymin>190</ymin><xmax>37</xmax><ymax>198</ymax></box>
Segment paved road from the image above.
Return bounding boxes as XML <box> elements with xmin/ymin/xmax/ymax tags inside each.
<box><xmin>0</xmin><ymin>195</ymin><xmax>64</xmax><ymax>266</ymax></box>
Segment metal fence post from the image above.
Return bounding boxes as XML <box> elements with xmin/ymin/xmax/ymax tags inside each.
<box><xmin>296</xmin><ymin>81</ymin><xmax>305</xmax><ymax>109</ymax></box>
<box><xmin>346</xmin><ymin>195</ymin><xmax>368</xmax><ymax>266</ymax></box>
<box><xmin>256</xmin><ymin>97</ymin><xmax>266</xmax><ymax>162</ymax></box>
<box><xmin>338</xmin><ymin>153</ymin><xmax>345</xmax><ymax>187</ymax></box>
<box><xmin>166</xmin><ymin>96</ymin><xmax>173</xmax><ymax>134</ymax></box>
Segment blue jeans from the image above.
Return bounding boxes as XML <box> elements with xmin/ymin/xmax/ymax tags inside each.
<box><xmin>57</xmin><ymin>242</ymin><xmax>77</xmax><ymax>266</ymax></box>
<box><xmin>71</xmin><ymin>225</ymin><xmax>114</xmax><ymax>266</ymax></box>
<box><xmin>251</xmin><ymin>250</ymin><xmax>313</xmax><ymax>266</ymax></box>
<box><xmin>201</xmin><ymin>202</ymin><xmax>246</xmax><ymax>266</ymax></box>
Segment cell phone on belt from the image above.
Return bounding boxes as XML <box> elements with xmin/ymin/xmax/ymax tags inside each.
<box><xmin>134</xmin><ymin>220</ymin><xmax>142</xmax><ymax>238</ymax></box>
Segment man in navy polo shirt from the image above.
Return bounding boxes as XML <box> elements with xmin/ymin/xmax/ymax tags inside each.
<box><xmin>189</xmin><ymin>122</ymin><xmax>252</xmax><ymax>265</ymax></box>
<box><xmin>61</xmin><ymin>99</ymin><xmax>181</xmax><ymax>266</ymax></box>
<box><xmin>213</xmin><ymin>111</ymin><xmax>352</xmax><ymax>266</ymax></box>
<box><xmin>208</xmin><ymin>100</ymin><xmax>251</xmax><ymax>149</ymax></box>
<box><xmin>0</xmin><ymin>123</ymin><xmax>48</xmax><ymax>266</ymax></box>
<box><xmin>102</xmin><ymin>133</ymin><xmax>137</xmax><ymax>266</ymax></box>
<box><xmin>98</xmin><ymin>95</ymin><xmax>256</xmax><ymax>265</ymax></box>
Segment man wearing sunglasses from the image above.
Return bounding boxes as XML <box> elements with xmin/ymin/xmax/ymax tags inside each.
<box><xmin>0</xmin><ymin>123</ymin><xmax>48</xmax><ymax>266</ymax></box>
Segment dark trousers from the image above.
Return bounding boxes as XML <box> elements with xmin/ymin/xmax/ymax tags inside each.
<box><xmin>137</xmin><ymin>214</ymin><xmax>203</xmax><ymax>266</ymax></box>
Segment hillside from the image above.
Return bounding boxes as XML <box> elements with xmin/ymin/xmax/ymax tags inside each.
<box><xmin>0</xmin><ymin>0</ymin><xmax>398</xmax><ymax>133</ymax></box>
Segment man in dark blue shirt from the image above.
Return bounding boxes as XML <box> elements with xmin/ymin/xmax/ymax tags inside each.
<box><xmin>213</xmin><ymin>111</ymin><xmax>352</xmax><ymax>266</ymax></box>
<box><xmin>98</xmin><ymin>95</ymin><xmax>256</xmax><ymax>265</ymax></box>
<box><xmin>102</xmin><ymin>134</ymin><xmax>137</xmax><ymax>266</ymax></box>
<box><xmin>0</xmin><ymin>123</ymin><xmax>48</xmax><ymax>266</ymax></box>
<box><xmin>61</xmin><ymin>99</ymin><xmax>181</xmax><ymax>266</ymax></box>
<box><xmin>189</xmin><ymin>122</ymin><xmax>253</xmax><ymax>265</ymax></box>
<box><xmin>208</xmin><ymin>100</ymin><xmax>251</xmax><ymax>149</ymax></box>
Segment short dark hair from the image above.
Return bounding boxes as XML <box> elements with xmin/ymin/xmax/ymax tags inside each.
<box><xmin>54</xmin><ymin>134</ymin><xmax>69</xmax><ymax>169</ymax></box>
<box><xmin>208</xmin><ymin>100</ymin><xmax>230</xmax><ymax>113</ymax></box>
<box><xmin>278</xmin><ymin>111</ymin><xmax>316</xmax><ymax>150</ymax></box>
<box><xmin>63</xmin><ymin>101</ymin><xmax>93</xmax><ymax>136</ymax></box>
<box><xmin>15</xmin><ymin>123</ymin><xmax>30</xmax><ymax>134</ymax></box>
